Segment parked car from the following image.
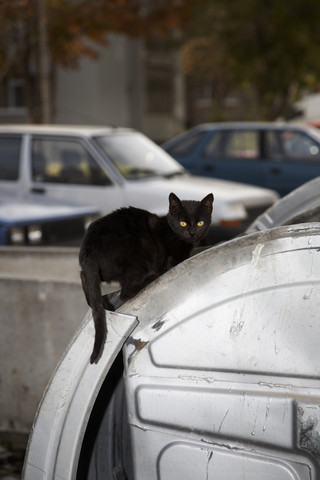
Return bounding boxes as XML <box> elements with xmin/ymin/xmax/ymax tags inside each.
<box><xmin>306</xmin><ymin>120</ymin><xmax>320</xmax><ymax>129</ymax></box>
<box><xmin>0</xmin><ymin>125</ymin><xmax>278</xmax><ymax>243</ymax></box>
<box><xmin>0</xmin><ymin>190</ymin><xmax>98</xmax><ymax>246</ymax></box>
<box><xmin>162</xmin><ymin>122</ymin><xmax>320</xmax><ymax>196</ymax></box>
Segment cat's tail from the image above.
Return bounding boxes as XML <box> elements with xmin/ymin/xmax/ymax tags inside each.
<box><xmin>80</xmin><ymin>268</ymin><xmax>107</xmax><ymax>364</ymax></box>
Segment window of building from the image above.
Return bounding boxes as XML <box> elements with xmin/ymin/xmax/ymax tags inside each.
<box><xmin>146</xmin><ymin>66</ymin><xmax>173</xmax><ymax>114</ymax></box>
<box><xmin>0</xmin><ymin>78</ymin><xmax>26</xmax><ymax>109</ymax></box>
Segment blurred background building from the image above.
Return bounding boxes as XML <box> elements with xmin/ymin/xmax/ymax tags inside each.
<box><xmin>1</xmin><ymin>0</ymin><xmax>320</xmax><ymax>142</ymax></box>
<box><xmin>0</xmin><ymin>35</ymin><xmax>185</xmax><ymax>143</ymax></box>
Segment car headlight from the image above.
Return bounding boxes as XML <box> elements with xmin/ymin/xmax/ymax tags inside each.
<box><xmin>28</xmin><ymin>225</ymin><xmax>43</xmax><ymax>245</ymax></box>
<box><xmin>10</xmin><ymin>226</ymin><xmax>25</xmax><ymax>245</ymax></box>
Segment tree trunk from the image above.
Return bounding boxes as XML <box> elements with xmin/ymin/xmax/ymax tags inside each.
<box><xmin>37</xmin><ymin>0</ymin><xmax>51</xmax><ymax>123</ymax></box>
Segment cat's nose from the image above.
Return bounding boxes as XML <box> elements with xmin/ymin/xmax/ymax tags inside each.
<box><xmin>189</xmin><ymin>231</ymin><xmax>195</xmax><ymax>237</ymax></box>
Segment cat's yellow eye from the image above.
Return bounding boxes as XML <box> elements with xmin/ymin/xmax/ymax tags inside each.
<box><xmin>180</xmin><ymin>221</ymin><xmax>187</xmax><ymax>227</ymax></box>
<box><xmin>197</xmin><ymin>221</ymin><xmax>204</xmax><ymax>227</ymax></box>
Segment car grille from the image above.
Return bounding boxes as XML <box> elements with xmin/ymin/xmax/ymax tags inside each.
<box><xmin>42</xmin><ymin>218</ymin><xmax>85</xmax><ymax>244</ymax></box>
<box><xmin>6</xmin><ymin>217</ymin><xmax>85</xmax><ymax>246</ymax></box>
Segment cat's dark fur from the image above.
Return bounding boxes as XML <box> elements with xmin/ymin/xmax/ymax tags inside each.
<box><xmin>79</xmin><ymin>192</ymin><xmax>214</xmax><ymax>363</ymax></box>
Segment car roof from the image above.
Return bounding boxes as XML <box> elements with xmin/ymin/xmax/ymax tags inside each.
<box><xmin>0</xmin><ymin>124</ymin><xmax>135</xmax><ymax>137</ymax></box>
<box><xmin>193</xmin><ymin>122</ymin><xmax>310</xmax><ymax>131</ymax></box>
<box><xmin>162</xmin><ymin>121</ymin><xmax>320</xmax><ymax>149</ymax></box>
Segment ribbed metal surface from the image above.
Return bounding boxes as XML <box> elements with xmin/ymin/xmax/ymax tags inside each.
<box><xmin>23</xmin><ymin>223</ymin><xmax>320</xmax><ymax>479</ymax></box>
<box><xmin>122</xmin><ymin>223</ymin><xmax>320</xmax><ymax>480</ymax></box>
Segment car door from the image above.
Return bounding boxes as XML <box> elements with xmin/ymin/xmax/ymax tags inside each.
<box><xmin>201</xmin><ymin>129</ymin><xmax>265</xmax><ymax>186</ymax></box>
<box><xmin>263</xmin><ymin>128</ymin><xmax>320</xmax><ymax>196</ymax></box>
<box><xmin>29</xmin><ymin>135</ymin><xmax>124</xmax><ymax>215</ymax></box>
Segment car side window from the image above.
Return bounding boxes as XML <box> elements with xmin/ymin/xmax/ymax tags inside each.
<box><xmin>278</xmin><ymin>130</ymin><xmax>320</xmax><ymax>161</ymax></box>
<box><xmin>203</xmin><ymin>131</ymin><xmax>223</xmax><ymax>157</ymax></box>
<box><xmin>225</xmin><ymin>131</ymin><xmax>259</xmax><ymax>159</ymax></box>
<box><xmin>31</xmin><ymin>138</ymin><xmax>112</xmax><ymax>186</ymax></box>
<box><xmin>204</xmin><ymin>131</ymin><xmax>259</xmax><ymax>159</ymax></box>
<box><xmin>265</xmin><ymin>131</ymin><xmax>284</xmax><ymax>159</ymax></box>
<box><xmin>166</xmin><ymin>131</ymin><xmax>205</xmax><ymax>156</ymax></box>
<box><xmin>0</xmin><ymin>135</ymin><xmax>21</xmax><ymax>180</ymax></box>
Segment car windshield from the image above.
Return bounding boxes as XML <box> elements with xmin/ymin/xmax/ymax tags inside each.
<box><xmin>93</xmin><ymin>132</ymin><xmax>185</xmax><ymax>179</ymax></box>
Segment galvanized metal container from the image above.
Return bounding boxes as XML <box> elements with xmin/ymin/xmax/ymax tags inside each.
<box><xmin>23</xmin><ymin>223</ymin><xmax>320</xmax><ymax>479</ymax></box>
<box><xmin>246</xmin><ymin>176</ymin><xmax>320</xmax><ymax>232</ymax></box>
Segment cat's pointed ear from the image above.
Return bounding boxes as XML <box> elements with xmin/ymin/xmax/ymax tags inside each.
<box><xmin>169</xmin><ymin>192</ymin><xmax>182</xmax><ymax>214</ymax></box>
<box><xmin>201</xmin><ymin>193</ymin><xmax>214</xmax><ymax>212</ymax></box>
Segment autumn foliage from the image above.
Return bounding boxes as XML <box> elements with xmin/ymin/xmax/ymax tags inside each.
<box><xmin>0</xmin><ymin>0</ymin><xmax>195</xmax><ymax>121</ymax></box>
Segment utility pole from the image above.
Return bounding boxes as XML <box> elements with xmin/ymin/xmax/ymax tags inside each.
<box><xmin>37</xmin><ymin>0</ymin><xmax>51</xmax><ymax>123</ymax></box>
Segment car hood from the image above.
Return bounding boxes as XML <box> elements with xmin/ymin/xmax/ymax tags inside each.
<box><xmin>124</xmin><ymin>173</ymin><xmax>279</xmax><ymax>216</ymax></box>
<box><xmin>0</xmin><ymin>191</ymin><xmax>98</xmax><ymax>225</ymax></box>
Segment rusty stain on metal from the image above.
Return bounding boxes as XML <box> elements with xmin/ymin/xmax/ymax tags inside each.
<box><xmin>126</xmin><ymin>337</ymin><xmax>149</xmax><ymax>365</ymax></box>
<box><xmin>136</xmin><ymin>340</ymin><xmax>148</xmax><ymax>351</ymax></box>
<box><xmin>127</xmin><ymin>337</ymin><xmax>148</xmax><ymax>351</ymax></box>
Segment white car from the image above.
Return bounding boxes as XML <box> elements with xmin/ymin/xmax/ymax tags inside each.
<box><xmin>0</xmin><ymin>125</ymin><xmax>279</xmax><ymax>242</ymax></box>
<box><xmin>0</xmin><ymin>189</ymin><xmax>98</xmax><ymax>246</ymax></box>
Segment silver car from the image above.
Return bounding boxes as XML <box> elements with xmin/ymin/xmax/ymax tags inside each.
<box><xmin>0</xmin><ymin>125</ymin><xmax>278</xmax><ymax>243</ymax></box>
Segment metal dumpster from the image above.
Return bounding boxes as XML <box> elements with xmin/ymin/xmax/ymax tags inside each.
<box><xmin>23</xmin><ymin>223</ymin><xmax>320</xmax><ymax>479</ymax></box>
<box><xmin>246</xmin><ymin>176</ymin><xmax>320</xmax><ymax>232</ymax></box>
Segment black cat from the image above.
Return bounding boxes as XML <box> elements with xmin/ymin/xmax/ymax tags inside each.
<box><xmin>79</xmin><ymin>192</ymin><xmax>214</xmax><ymax>363</ymax></box>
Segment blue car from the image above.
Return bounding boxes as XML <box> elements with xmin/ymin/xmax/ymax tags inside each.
<box><xmin>162</xmin><ymin>122</ymin><xmax>320</xmax><ymax>196</ymax></box>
